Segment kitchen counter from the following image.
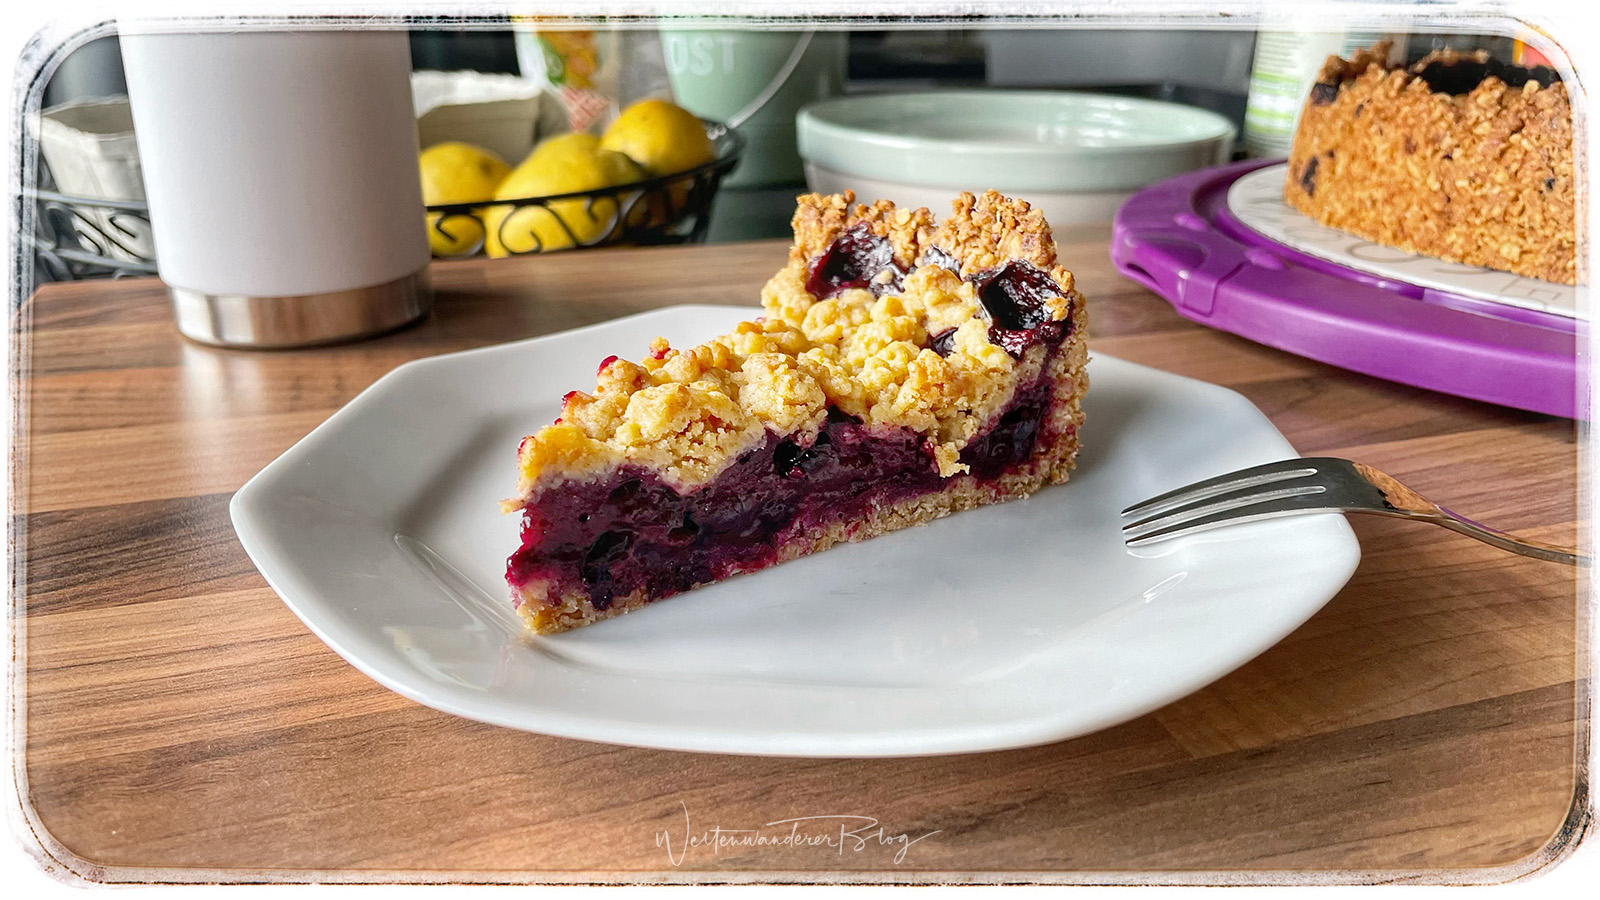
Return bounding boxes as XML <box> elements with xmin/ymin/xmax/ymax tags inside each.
<box><xmin>12</xmin><ymin>230</ymin><xmax>1584</xmax><ymax>883</ymax></box>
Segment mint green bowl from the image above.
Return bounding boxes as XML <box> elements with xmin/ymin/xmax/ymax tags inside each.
<box><xmin>797</xmin><ymin>90</ymin><xmax>1236</xmax><ymax>224</ymax></box>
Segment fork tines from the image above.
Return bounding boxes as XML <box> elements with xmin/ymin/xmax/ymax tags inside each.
<box><xmin>1121</xmin><ymin>458</ymin><xmax>1337</xmax><ymax>546</ymax></box>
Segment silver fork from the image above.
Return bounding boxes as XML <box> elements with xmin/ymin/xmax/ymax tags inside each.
<box><xmin>1121</xmin><ymin>457</ymin><xmax>1588</xmax><ymax>566</ymax></box>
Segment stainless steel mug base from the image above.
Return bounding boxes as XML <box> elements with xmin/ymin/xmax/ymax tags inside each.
<box><xmin>169</xmin><ymin>268</ymin><xmax>433</xmax><ymax>349</ymax></box>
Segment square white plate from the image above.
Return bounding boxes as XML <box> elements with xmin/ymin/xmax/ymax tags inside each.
<box><xmin>231</xmin><ymin>305</ymin><xmax>1360</xmax><ymax>757</ymax></box>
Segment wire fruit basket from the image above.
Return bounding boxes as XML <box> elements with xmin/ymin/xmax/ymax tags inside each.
<box><xmin>27</xmin><ymin>120</ymin><xmax>744</xmax><ymax>283</ymax></box>
<box><xmin>424</xmin><ymin>119</ymin><xmax>744</xmax><ymax>259</ymax></box>
<box><xmin>26</xmin><ymin>188</ymin><xmax>159</xmax><ymax>281</ymax></box>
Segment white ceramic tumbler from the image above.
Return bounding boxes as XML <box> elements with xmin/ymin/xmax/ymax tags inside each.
<box><xmin>119</xmin><ymin>28</ymin><xmax>432</xmax><ymax>347</ymax></box>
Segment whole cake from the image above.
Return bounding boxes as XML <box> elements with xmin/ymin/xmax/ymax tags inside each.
<box><xmin>503</xmin><ymin>190</ymin><xmax>1089</xmax><ymax>633</ymax></box>
<box><xmin>1285</xmin><ymin>43</ymin><xmax>1576</xmax><ymax>285</ymax></box>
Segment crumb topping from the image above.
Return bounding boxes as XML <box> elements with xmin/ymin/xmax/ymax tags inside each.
<box><xmin>1312</xmin><ymin>40</ymin><xmax>1396</xmax><ymax>87</ymax></box>
<box><xmin>512</xmin><ymin>190</ymin><xmax>1083</xmax><ymax>497</ymax></box>
<box><xmin>1288</xmin><ymin>43</ymin><xmax>1575</xmax><ymax>285</ymax></box>
<box><xmin>1313</xmin><ymin>42</ymin><xmax>1561</xmax><ymax>96</ymax></box>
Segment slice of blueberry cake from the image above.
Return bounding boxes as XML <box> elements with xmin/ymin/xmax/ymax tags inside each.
<box><xmin>504</xmin><ymin>190</ymin><xmax>1089</xmax><ymax>634</ymax></box>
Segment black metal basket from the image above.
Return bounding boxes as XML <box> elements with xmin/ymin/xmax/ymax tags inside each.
<box><xmin>424</xmin><ymin>119</ymin><xmax>744</xmax><ymax>259</ymax></box>
<box><xmin>24</xmin><ymin>120</ymin><xmax>743</xmax><ymax>283</ymax></box>
<box><xmin>26</xmin><ymin>188</ymin><xmax>158</xmax><ymax>282</ymax></box>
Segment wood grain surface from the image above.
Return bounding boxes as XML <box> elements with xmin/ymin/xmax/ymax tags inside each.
<box><xmin>11</xmin><ymin>230</ymin><xmax>1588</xmax><ymax>884</ymax></box>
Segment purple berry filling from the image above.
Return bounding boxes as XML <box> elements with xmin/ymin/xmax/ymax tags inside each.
<box><xmin>507</xmin><ymin>379</ymin><xmax>1065</xmax><ymax>611</ymax></box>
<box><xmin>924</xmin><ymin>261</ymin><xmax>1073</xmax><ymax>359</ymax></box>
<box><xmin>805</xmin><ymin>222</ymin><xmax>906</xmax><ymax>299</ymax></box>
<box><xmin>970</xmin><ymin>259</ymin><xmax>1071</xmax><ymax>357</ymax></box>
<box><xmin>1414</xmin><ymin>56</ymin><xmax>1559</xmax><ymax>96</ymax></box>
<box><xmin>1299</xmin><ymin>155</ymin><xmax>1320</xmax><ymax>197</ymax></box>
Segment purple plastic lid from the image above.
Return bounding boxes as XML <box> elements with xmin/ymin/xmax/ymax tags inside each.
<box><xmin>1111</xmin><ymin>159</ymin><xmax>1585</xmax><ymax>419</ymax></box>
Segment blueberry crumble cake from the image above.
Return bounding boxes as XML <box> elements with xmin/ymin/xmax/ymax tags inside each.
<box><xmin>1286</xmin><ymin>43</ymin><xmax>1575</xmax><ymax>285</ymax></box>
<box><xmin>504</xmin><ymin>190</ymin><xmax>1089</xmax><ymax>633</ymax></box>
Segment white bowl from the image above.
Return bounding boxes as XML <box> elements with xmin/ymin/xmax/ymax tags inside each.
<box><xmin>798</xmin><ymin>90</ymin><xmax>1235</xmax><ymax>225</ymax></box>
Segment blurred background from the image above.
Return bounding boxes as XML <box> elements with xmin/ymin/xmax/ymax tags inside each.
<box><xmin>26</xmin><ymin>21</ymin><xmax>1519</xmax><ymax>290</ymax></box>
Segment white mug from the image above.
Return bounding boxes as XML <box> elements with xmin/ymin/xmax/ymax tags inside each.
<box><xmin>120</xmin><ymin>27</ymin><xmax>432</xmax><ymax>347</ymax></box>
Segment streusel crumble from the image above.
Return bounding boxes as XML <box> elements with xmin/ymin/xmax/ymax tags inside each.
<box><xmin>1286</xmin><ymin>43</ymin><xmax>1575</xmax><ymax>285</ymax></box>
<box><xmin>506</xmin><ymin>190</ymin><xmax>1089</xmax><ymax>633</ymax></box>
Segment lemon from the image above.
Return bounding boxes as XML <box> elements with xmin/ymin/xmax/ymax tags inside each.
<box><xmin>600</xmin><ymin>98</ymin><xmax>716</xmax><ymax>177</ymax></box>
<box><xmin>483</xmin><ymin>132</ymin><xmax>646</xmax><ymax>257</ymax></box>
<box><xmin>600</xmin><ymin>99</ymin><xmax>715</xmax><ymax>224</ymax></box>
<box><xmin>418</xmin><ymin>142</ymin><xmax>511</xmax><ymax>257</ymax></box>
<box><xmin>524</xmin><ymin>130</ymin><xmax>603</xmax><ymax>165</ymax></box>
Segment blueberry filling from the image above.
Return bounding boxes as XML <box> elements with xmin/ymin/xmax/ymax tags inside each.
<box><xmin>508</xmin><ymin>387</ymin><xmax>1065</xmax><ymax>609</ymax></box>
<box><xmin>969</xmin><ymin>259</ymin><xmax>1069</xmax><ymax>357</ymax></box>
<box><xmin>774</xmin><ymin>427</ymin><xmax>834</xmax><ymax>478</ymax></box>
<box><xmin>1299</xmin><ymin>155</ymin><xmax>1320</xmax><ymax>197</ymax></box>
<box><xmin>1414</xmin><ymin>56</ymin><xmax>1559</xmax><ymax>96</ymax></box>
<box><xmin>1315</xmin><ymin>56</ymin><xmax>1559</xmax><ymax>102</ymax></box>
<box><xmin>805</xmin><ymin>222</ymin><xmax>905</xmax><ymax>299</ymax></box>
<box><xmin>579</xmin><ymin>530</ymin><xmax>634</xmax><ymax>609</ymax></box>
<box><xmin>962</xmin><ymin>379</ymin><xmax>1051</xmax><ymax>479</ymax></box>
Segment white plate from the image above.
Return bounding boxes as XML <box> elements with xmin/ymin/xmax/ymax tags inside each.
<box><xmin>1228</xmin><ymin>163</ymin><xmax>1580</xmax><ymax>320</ymax></box>
<box><xmin>231</xmin><ymin>305</ymin><xmax>1360</xmax><ymax>757</ymax></box>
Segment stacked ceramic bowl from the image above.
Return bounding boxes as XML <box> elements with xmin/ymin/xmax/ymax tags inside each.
<box><xmin>797</xmin><ymin>90</ymin><xmax>1236</xmax><ymax>225</ymax></box>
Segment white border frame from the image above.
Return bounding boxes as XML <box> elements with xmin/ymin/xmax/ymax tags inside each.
<box><xmin>3</xmin><ymin>0</ymin><xmax>1594</xmax><ymax>890</ymax></box>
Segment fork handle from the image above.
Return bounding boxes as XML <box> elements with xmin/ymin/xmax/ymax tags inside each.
<box><xmin>1422</xmin><ymin>508</ymin><xmax>1588</xmax><ymax>566</ymax></box>
<box><xmin>1352</xmin><ymin>462</ymin><xmax>1589</xmax><ymax>566</ymax></box>
<box><xmin>1352</xmin><ymin>505</ymin><xmax>1586</xmax><ymax>565</ymax></box>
